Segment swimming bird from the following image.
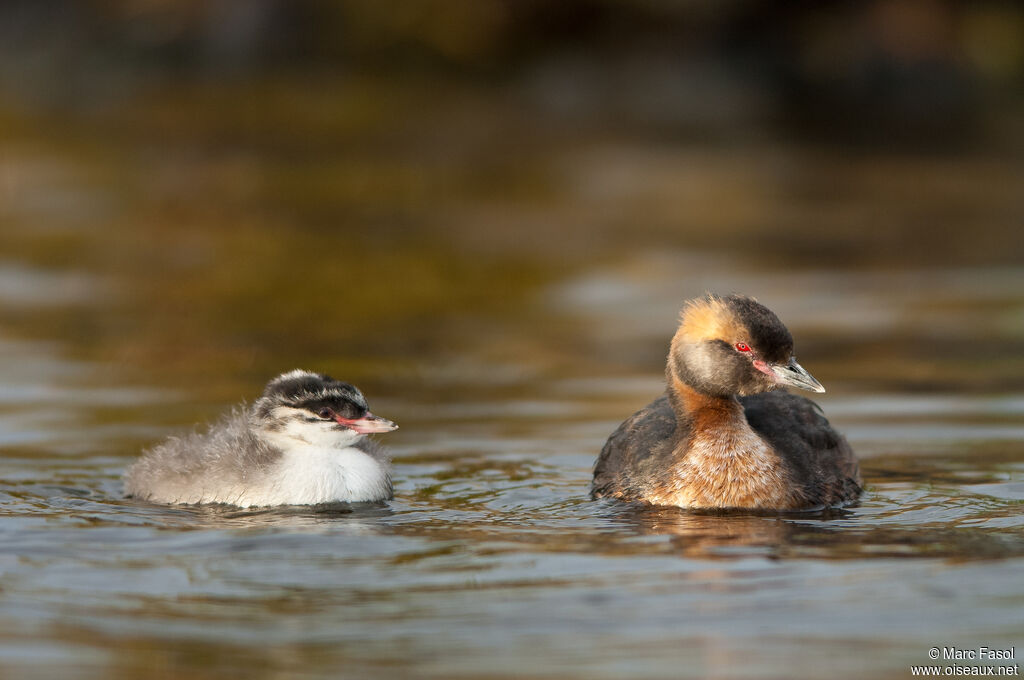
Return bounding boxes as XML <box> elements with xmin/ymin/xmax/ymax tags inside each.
<box><xmin>125</xmin><ymin>370</ymin><xmax>398</xmax><ymax>507</ymax></box>
<box><xmin>592</xmin><ymin>294</ymin><xmax>860</xmax><ymax>510</ymax></box>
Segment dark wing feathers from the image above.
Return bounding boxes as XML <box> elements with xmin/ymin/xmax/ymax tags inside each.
<box><xmin>591</xmin><ymin>394</ymin><xmax>678</xmax><ymax>501</ymax></box>
<box><xmin>592</xmin><ymin>390</ymin><xmax>861</xmax><ymax>508</ymax></box>
<box><xmin>740</xmin><ymin>391</ymin><xmax>861</xmax><ymax>507</ymax></box>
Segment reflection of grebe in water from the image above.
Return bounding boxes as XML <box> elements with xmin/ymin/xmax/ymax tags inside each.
<box><xmin>592</xmin><ymin>294</ymin><xmax>861</xmax><ymax>510</ymax></box>
<box><xmin>125</xmin><ymin>370</ymin><xmax>397</xmax><ymax>507</ymax></box>
<box><xmin>617</xmin><ymin>506</ymin><xmax>797</xmax><ymax>558</ymax></box>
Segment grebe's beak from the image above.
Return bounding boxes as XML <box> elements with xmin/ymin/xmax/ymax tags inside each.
<box><xmin>336</xmin><ymin>412</ymin><xmax>399</xmax><ymax>434</ymax></box>
<box><xmin>770</xmin><ymin>359</ymin><xmax>826</xmax><ymax>394</ymax></box>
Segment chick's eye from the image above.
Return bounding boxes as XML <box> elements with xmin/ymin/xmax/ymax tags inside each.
<box><xmin>735</xmin><ymin>342</ymin><xmax>751</xmax><ymax>353</ymax></box>
<box><xmin>317</xmin><ymin>408</ymin><xmax>333</xmax><ymax>419</ymax></box>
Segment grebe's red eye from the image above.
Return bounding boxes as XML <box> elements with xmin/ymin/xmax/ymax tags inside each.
<box><xmin>735</xmin><ymin>342</ymin><xmax>751</xmax><ymax>353</ymax></box>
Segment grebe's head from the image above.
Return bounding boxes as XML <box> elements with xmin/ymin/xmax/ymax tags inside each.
<box><xmin>667</xmin><ymin>294</ymin><xmax>824</xmax><ymax>399</ymax></box>
<box><xmin>252</xmin><ymin>370</ymin><xmax>397</xmax><ymax>448</ymax></box>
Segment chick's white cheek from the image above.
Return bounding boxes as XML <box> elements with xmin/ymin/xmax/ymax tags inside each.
<box><xmin>312</xmin><ymin>421</ymin><xmax>364</xmax><ymax>448</ymax></box>
<box><xmin>261</xmin><ymin>423</ymin><xmax>360</xmax><ymax>449</ymax></box>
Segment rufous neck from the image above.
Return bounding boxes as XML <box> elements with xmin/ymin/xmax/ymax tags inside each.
<box><xmin>667</xmin><ymin>374</ymin><xmax>741</xmax><ymax>422</ymax></box>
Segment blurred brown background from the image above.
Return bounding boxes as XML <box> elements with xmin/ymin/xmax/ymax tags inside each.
<box><xmin>1</xmin><ymin>0</ymin><xmax>1022</xmax><ymax>394</ymax></box>
<box><xmin>2</xmin><ymin>7</ymin><xmax>1024</xmax><ymax>679</ymax></box>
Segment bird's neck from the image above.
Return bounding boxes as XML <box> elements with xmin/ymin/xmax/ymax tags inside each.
<box><xmin>660</xmin><ymin>376</ymin><xmax>798</xmax><ymax>510</ymax></box>
<box><xmin>667</xmin><ymin>376</ymin><xmax>743</xmax><ymax>431</ymax></box>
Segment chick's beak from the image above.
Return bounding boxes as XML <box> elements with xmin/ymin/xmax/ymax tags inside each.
<box><xmin>770</xmin><ymin>359</ymin><xmax>826</xmax><ymax>394</ymax></box>
<box><xmin>336</xmin><ymin>412</ymin><xmax>399</xmax><ymax>434</ymax></box>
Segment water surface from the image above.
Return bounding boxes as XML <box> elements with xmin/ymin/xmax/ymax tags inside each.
<box><xmin>1</xmin><ymin>97</ymin><xmax>1023</xmax><ymax>679</ymax></box>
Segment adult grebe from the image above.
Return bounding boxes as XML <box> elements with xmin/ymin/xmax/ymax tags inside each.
<box><xmin>592</xmin><ymin>294</ymin><xmax>860</xmax><ymax>510</ymax></box>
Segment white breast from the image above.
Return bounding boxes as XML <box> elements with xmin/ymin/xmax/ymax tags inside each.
<box><xmin>212</xmin><ymin>446</ymin><xmax>392</xmax><ymax>507</ymax></box>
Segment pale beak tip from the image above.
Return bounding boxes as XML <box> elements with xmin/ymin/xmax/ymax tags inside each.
<box><xmin>772</xmin><ymin>360</ymin><xmax>827</xmax><ymax>395</ymax></box>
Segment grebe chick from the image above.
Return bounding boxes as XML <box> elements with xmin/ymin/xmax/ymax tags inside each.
<box><xmin>592</xmin><ymin>294</ymin><xmax>861</xmax><ymax>510</ymax></box>
<box><xmin>125</xmin><ymin>370</ymin><xmax>398</xmax><ymax>507</ymax></box>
